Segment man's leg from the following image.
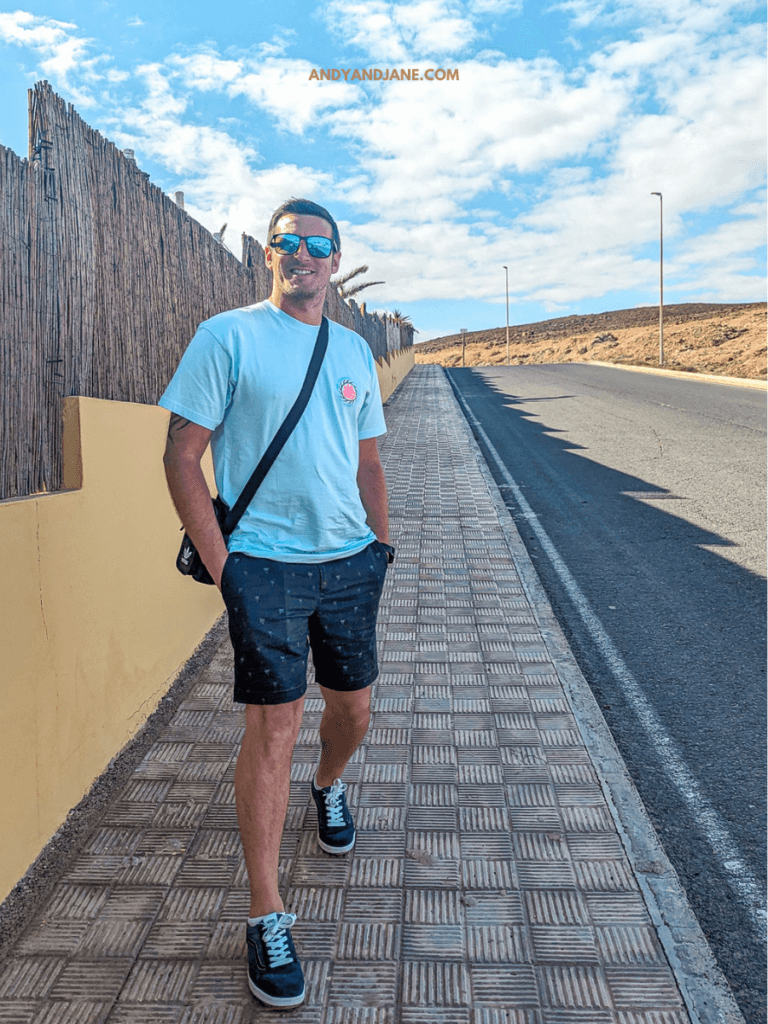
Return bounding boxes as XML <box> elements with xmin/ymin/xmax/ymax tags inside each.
<box><xmin>235</xmin><ymin>698</ymin><xmax>305</xmax><ymax>917</ymax></box>
<box><xmin>315</xmin><ymin>685</ymin><xmax>371</xmax><ymax>789</ymax></box>
<box><xmin>309</xmin><ymin>543</ymin><xmax>386</xmax><ymax>853</ymax></box>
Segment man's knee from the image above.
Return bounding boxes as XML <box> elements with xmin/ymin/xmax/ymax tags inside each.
<box><xmin>241</xmin><ymin>698</ymin><xmax>305</xmax><ymax>750</ymax></box>
<box><xmin>342</xmin><ymin>701</ymin><xmax>370</xmax><ymax>733</ymax></box>
<box><xmin>320</xmin><ymin>686</ymin><xmax>371</xmax><ymax>731</ymax></box>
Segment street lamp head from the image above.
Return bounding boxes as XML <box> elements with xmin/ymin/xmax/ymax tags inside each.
<box><xmin>651</xmin><ymin>192</ymin><xmax>662</xmax><ymax>197</ymax></box>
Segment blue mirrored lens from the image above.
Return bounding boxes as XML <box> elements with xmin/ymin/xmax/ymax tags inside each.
<box><xmin>271</xmin><ymin>234</ymin><xmax>333</xmax><ymax>257</ymax></box>
<box><xmin>306</xmin><ymin>237</ymin><xmax>334</xmax><ymax>257</ymax></box>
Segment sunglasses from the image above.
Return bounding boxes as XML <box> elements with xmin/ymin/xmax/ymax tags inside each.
<box><xmin>269</xmin><ymin>233</ymin><xmax>336</xmax><ymax>258</ymax></box>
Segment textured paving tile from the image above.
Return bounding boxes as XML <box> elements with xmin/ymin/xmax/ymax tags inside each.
<box><xmin>0</xmin><ymin>367</ymin><xmax>691</xmax><ymax>1023</ymax></box>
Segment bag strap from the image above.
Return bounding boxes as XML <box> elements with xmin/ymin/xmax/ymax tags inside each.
<box><xmin>221</xmin><ymin>315</ymin><xmax>329</xmax><ymax>536</ymax></box>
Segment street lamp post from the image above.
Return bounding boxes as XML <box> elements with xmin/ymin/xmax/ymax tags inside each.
<box><xmin>503</xmin><ymin>266</ymin><xmax>510</xmax><ymax>364</ymax></box>
<box><xmin>651</xmin><ymin>192</ymin><xmax>663</xmax><ymax>367</ymax></box>
<box><xmin>460</xmin><ymin>328</ymin><xmax>467</xmax><ymax>366</ymax></box>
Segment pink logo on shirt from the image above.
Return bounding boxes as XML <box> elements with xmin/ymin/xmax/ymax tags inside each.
<box><xmin>338</xmin><ymin>378</ymin><xmax>358</xmax><ymax>404</ymax></box>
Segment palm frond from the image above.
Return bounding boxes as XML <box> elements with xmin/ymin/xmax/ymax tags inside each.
<box><xmin>331</xmin><ymin>265</ymin><xmax>369</xmax><ymax>288</ymax></box>
<box><xmin>388</xmin><ymin>309</ymin><xmax>418</xmax><ymax>332</ymax></box>
<box><xmin>341</xmin><ymin>280</ymin><xmax>385</xmax><ymax>299</ymax></box>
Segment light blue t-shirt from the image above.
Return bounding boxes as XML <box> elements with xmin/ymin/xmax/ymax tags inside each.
<box><xmin>159</xmin><ymin>300</ymin><xmax>386</xmax><ymax>563</ymax></box>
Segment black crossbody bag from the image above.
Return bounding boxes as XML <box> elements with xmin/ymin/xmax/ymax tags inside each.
<box><xmin>175</xmin><ymin>316</ymin><xmax>329</xmax><ymax>585</ymax></box>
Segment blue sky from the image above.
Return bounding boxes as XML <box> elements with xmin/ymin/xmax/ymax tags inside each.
<box><xmin>0</xmin><ymin>0</ymin><xmax>765</xmax><ymax>340</ymax></box>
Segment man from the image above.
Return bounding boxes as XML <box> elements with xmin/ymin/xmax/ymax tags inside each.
<box><xmin>159</xmin><ymin>199</ymin><xmax>393</xmax><ymax>1009</ymax></box>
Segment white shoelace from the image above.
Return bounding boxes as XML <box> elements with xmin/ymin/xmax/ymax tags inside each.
<box><xmin>322</xmin><ymin>779</ymin><xmax>348</xmax><ymax>827</ymax></box>
<box><xmin>261</xmin><ymin>912</ymin><xmax>297</xmax><ymax>968</ymax></box>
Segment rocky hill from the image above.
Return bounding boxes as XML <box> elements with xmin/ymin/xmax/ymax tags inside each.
<box><xmin>416</xmin><ymin>302</ymin><xmax>766</xmax><ymax>380</ymax></box>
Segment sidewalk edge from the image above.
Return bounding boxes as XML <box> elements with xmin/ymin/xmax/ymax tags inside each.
<box><xmin>444</xmin><ymin>367</ymin><xmax>746</xmax><ymax>1024</ymax></box>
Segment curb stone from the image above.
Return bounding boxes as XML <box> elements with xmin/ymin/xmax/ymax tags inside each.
<box><xmin>586</xmin><ymin>360</ymin><xmax>766</xmax><ymax>390</ymax></box>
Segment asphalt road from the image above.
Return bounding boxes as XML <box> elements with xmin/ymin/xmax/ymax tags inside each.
<box><xmin>447</xmin><ymin>363</ymin><xmax>767</xmax><ymax>1024</ymax></box>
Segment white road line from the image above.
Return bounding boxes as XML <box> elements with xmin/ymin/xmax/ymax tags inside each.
<box><xmin>451</xmin><ymin>381</ymin><xmax>768</xmax><ymax>943</ymax></box>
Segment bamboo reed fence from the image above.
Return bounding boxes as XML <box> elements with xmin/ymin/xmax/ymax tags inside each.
<box><xmin>0</xmin><ymin>82</ymin><xmax>412</xmax><ymax>500</ymax></box>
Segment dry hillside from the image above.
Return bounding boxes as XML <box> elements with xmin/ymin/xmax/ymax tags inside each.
<box><xmin>416</xmin><ymin>302</ymin><xmax>766</xmax><ymax>380</ymax></box>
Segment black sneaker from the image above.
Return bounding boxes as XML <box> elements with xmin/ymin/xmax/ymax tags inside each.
<box><xmin>311</xmin><ymin>777</ymin><xmax>356</xmax><ymax>854</ymax></box>
<box><xmin>246</xmin><ymin>912</ymin><xmax>305</xmax><ymax>1008</ymax></box>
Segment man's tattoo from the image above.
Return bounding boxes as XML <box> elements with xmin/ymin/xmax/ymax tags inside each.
<box><xmin>167</xmin><ymin>413</ymin><xmax>193</xmax><ymax>444</ymax></box>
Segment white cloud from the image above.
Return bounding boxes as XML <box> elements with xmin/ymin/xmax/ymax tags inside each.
<box><xmin>551</xmin><ymin>0</ymin><xmax>761</xmax><ymax>34</ymax></box>
<box><xmin>178</xmin><ymin>161</ymin><xmax>337</xmax><ymax>254</ymax></box>
<box><xmin>134</xmin><ymin>62</ymin><xmax>189</xmax><ymax>119</ymax></box>
<box><xmin>322</xmin><ymin>57</ymin><xmax>631</xmax><ymax>224</ymax></box>
<box><xmin>0</xmin><ymin>10</ymin><xmax>108</xmax><ymax>106</ymax></box>
<box><xmin>676</xmin><ymin>208</ymin><xmax>766</xmax><ymax>267</ymax></box>
<box><xmin>323</xmin><ymin>0</ymin><xmax>479</xmax><ymax>60</ymax></box>
<box><xmin>665</xmin><ymin>262</ymin><xmax>765</xmax><ymax>302</ymax></box>
<box><xmin>255</xmin><ymin>31</ymin><xmax>297</xmax><ymax>59</ymax></box>
<box><xmin>126</xmin><ymin>16</ymin><xmax>144</xmax><ymax>28</ymax></box>
<box><xmin>166</xmin><ymin>52</ymin><xmax>241</xmax><ymax>91</ymax></box>
<box><xmin>0</xmin><ymin>10</ymin><xmax>77</xmax><ymax>48</ymax></box>
<box><xmin>167</xmin><ymin>51</ymin><xmax>362</xmax><ymax>134</ymax></box>
<box><xmin>469</xmin><ymin>0</ymin><xmax>521</xmax><ymax>12</ymax></box>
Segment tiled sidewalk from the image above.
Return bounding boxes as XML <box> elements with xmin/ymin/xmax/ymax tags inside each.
<box><xmin>0</xmin><ymin>366</ymin><xmax>692</xmax><ymax>1023</ymax></box>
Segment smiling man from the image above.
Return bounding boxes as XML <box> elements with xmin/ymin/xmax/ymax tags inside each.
<box><xmin>159</xmin><ymin>198</ymin><xmax>393</xmax><ymax>1008</ymax></box>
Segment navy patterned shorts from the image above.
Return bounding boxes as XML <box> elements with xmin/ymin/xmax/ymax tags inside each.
<box><xmin>220</xmin><ymin>542</ymin><xmax>388</xmax><ymax>705</ymax></box>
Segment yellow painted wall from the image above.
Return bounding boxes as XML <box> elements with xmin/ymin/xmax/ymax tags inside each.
<box><xmin>0</xmin><ymin>397</ymin><xmax>222</xmax><ymax>903</ymax></box>
<box><xmin>378</xmin><ymin>346</ymin><xmax>415</xmax><ymax>403</ymax></box>
<box><xmin>0</xmin><ymin>348</ymin><xmax>412</xmax><ymax>903</ymax></box>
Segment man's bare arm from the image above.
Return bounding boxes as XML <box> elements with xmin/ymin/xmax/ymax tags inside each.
<box><xmin>163</xmin><ymin>413</ymin><xmax>229</xmax><ymax>589</ymax></box>
<box><xmin>357</xmin><ymin>436</ymin><xmax>390</xmax><ymax>544</ymax></box>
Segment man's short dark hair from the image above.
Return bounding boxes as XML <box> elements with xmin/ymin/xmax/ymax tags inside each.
<box><xmin>267</xmin><ymin>198</ymin><xmax>341</xmax><ymax>252</ymax></box>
